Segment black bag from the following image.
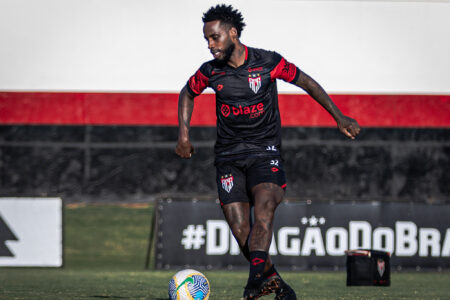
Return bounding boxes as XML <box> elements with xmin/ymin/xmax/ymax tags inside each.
<box><xmin>346</xmin><ymin>249</ymin><xmax>390</xmax><ymax>286</ymax></box>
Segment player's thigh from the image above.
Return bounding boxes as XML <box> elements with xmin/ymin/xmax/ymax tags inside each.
<box><xmin>247</xmin><ymin>157</ymin><xmax>286</xmax><ymax>220</ymax></box>
<box><xmin>251</xmin><ymin>182</ymin><xmax>284</xmax><ymax>221</ymax></box>
<box><xmin>247</xmin><ymin>157</ymin><xmax>286</xmax><ymax>201</ymax></box>
<box><xmin>216</xmin><ymin>161</ymin><xmax>249</xmax><ymax>206</ymax></box>
<box><xmin>216</xmin><ymin>161</ymin><xmax>251</xmax><ymax>244</ymax></box>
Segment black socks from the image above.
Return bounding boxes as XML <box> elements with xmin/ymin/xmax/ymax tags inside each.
<box><xmin>248</xmin><ymin>251</ymin><xmax>268</xmax><ymax>284</ymax></box>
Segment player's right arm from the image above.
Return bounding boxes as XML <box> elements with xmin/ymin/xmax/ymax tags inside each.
<box><xmin>175</xmin><ymin>65</ymin><xmax>210</xmax><ymax>159</ymax></box>
<box><xmin>175</xmin><ymin>86</ymin><xmax>195</xmax><ymax>158</ymax></box>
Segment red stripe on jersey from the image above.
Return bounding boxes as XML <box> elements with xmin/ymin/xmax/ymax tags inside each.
<box><xmin>270</xmin><ymin>57</ymin><xmax>298</xmax><ymax>83</ymax></box>
<box><xmin>244</xmin><ymin>45</ymin><xmax>248</xmax><ymax>61</ymax></box>
<box><xmin>188</xmin><ymin>69</ymin><xmax>209</xmax><ymax>95</ymax></box>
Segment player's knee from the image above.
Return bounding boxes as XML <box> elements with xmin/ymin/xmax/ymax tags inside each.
<box><xmin>230</xmin><ymin>225</ymin><xmax>249</xmax><ymax>245</ymax></box>
<box><xmin>264</xmin><ymin>198</ymin><xmax>280</xmax><ymax>212</ymax></box>
<box><xmin>255</xmin><ymin>197</ymin><xmax>279</xmax><ymax>217</ymax></box>
<box><xmin>253</xmin><ymin>188</ymin><xmax>283</xmax><ymax>210</ymax></box>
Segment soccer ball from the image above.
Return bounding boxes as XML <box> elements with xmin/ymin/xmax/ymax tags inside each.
<box><xmin>168</xmin><ymin>269</ymin><xmax>210</xmax><ymax>300</ymax></box>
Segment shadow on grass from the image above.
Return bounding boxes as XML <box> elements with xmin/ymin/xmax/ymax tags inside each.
<box><xmin>91</xmin><ymin>295</ymin><xmax>168</xmax><ymax>300</ymax></box>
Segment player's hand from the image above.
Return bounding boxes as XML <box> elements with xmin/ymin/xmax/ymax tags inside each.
<box><xmin>175</xmin><ymin>140</ymin><xmax>194</xmax><ymax>159</ymax></box>
<box><xmin>337</xmin><ymin>115</ymin><xmax>360</xmax><ymax>139</ymax></box>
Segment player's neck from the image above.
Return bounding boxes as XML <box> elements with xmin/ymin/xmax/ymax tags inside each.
<box><xmin>227</xmin><ymin>42</ymin><xmax>246</xmax><ymax>68</ymax></box>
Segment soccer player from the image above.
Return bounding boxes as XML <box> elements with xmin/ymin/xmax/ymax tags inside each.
<box><xmin>175</xmin><ymin>4</ymin><xmax>360</xmax><ymax>300</ymax></box>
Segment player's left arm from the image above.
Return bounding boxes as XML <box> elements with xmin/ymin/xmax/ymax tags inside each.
<box><xmin>294</xmin><ymin>71</ymin><xmax>361</xmax><ymax>139</ymax></box>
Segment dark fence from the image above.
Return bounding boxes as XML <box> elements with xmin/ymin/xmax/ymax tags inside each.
<box><xmin>0</xmin><ymin>125</ymin><xmax>449</xmax><ymax>203</ymax></box>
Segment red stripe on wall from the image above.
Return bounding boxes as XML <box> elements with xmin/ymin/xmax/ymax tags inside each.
<box><xmin>0</xmin><ymin>92</ymin><xmax>449</xmax><ymax>127</ymax></box>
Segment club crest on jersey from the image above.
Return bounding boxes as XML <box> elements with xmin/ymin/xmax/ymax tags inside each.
<box><xmin>248</xmin><ymin>73</ymin><xmax>262</xmax><ymax>94</ymax></box>
<box><xmin>221</xmin><ymin>174</ymin><xmax>234</xmax><ymax>193</ymax></box>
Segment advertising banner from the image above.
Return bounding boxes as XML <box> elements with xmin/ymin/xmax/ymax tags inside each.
<box><xmin>155</xmin><ymin>200</ymin><xmax>449</xmax><ymax>270</ymax></box>
<box><xmin>0</xmin><ymin>198</ymin><xmax>63</xmax><ymax>267</ymax></box>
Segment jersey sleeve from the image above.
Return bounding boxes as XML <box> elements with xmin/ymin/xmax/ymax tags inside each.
<box><xmin>186</xmin><ymin>63</ymin><xmax>210</xmax><ymax>96</ymax></box>
<box><xmin>269</xmin><ymin>52</ymin><xmax>301</xmax><ymax>84</ymax></box>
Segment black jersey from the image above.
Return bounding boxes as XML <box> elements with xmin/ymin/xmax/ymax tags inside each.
<box><xmin>186</xmin><ymin>46</ymin><xmax>300</xmax><ymax>161</ymax></box>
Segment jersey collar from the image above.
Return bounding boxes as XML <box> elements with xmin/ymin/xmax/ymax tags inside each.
<box><xmin>244</xmin><ymin>44</ymin><xmax>248</xmax><ymax>62</ymax></box>
<box><xmin>232</xmin><ymin>44</ymin><xmax>249</xmax><ymax>70</ymax></box>
<box><xmin>214</xmin><ymin>44</ymin><xmax>249</xmax><ymax>70</ymax></box>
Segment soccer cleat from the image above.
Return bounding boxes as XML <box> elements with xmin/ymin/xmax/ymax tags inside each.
<box><xmin>256</xmin><ymin>275</ymin><xmax>297</xmax><ymax>300</ymax></box>
<box><xmin>273</xmin><ymin>277</ymin><xmax>297</xmax><ymax>300</ymax></box>
<box><xmin>243</xmin><ymin>287</ymin><xmax>260</xmax><ymax>300</ymax></box>
<box><xmin>243</xmin><ymin>274</ymin><xmax>297</xmax><ymax>300</ymax></box>
<box><xmin>243</xmin><ymin>277</ymin><xmax>271</xmax><ymax>300</ymax></box>
<box><xmin>243</xmin><ymin>280</ymin><xmax>263</xmax><ymax>299</ymax></box>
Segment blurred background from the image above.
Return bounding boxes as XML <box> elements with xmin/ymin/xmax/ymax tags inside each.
<box><xmin>0</xmin><ymin>0</ymin><xmax>449</xmax><ymax>281</ymax></box>
<box><xmin>1</xmin><ymin>0</ymin><xmax>449</xmax><ymax>203</ymax></box>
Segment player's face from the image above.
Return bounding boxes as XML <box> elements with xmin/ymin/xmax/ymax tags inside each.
<box><xmin>203</xmin><ymin>20</ymin><xmax>236</xmax><ymax>62</ymax></box>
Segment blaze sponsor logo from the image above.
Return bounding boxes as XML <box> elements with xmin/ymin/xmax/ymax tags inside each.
<box><xmin>221</xmin><ymin>104</ymin><xmax>230</xmax><ymax>117</ymax></box>
<box><xmin>221</xmin><ymin>103</ymin><xmax>264</xmax><ymax>119</ymax></box>
<box><xmin>221</xmin><ymin>174</ymin><xmax>234</xmax><ymax>193</ymax></box>
<box><xmin>232</xmin><ymin>103</ymin><xmax>264</xmax><ymax>119</ymax></box>
<box><xmin>248</xmin><ymin>73</ymin><xmax>262</xmax><ymax>93</ymax></box>
<box><xmin>271</xmin><ymin>167</ymin><xmax>279</xmax><ymax>172</ymax></box>
<box><xmin>217</xmin><ymin>84</ymin><xmax>223</xmax><ymax>91</ymax></box>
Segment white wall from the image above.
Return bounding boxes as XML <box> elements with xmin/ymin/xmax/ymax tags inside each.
<box><xmin>0</xmin><ymin>0</ymin><xmax>449</xmax><ymax>93</ymax></box>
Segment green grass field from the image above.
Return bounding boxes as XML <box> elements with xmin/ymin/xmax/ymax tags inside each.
<box><xmin>0</xmin><ymin>204</ymin><xmax>449</xmax><ymax>299</ymax></box>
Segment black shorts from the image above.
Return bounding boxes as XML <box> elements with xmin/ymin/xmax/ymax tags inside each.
<box><xmin>216</xmin><ymin>156</ymin><xmax>286</xmax><ymax>206</ymax></box>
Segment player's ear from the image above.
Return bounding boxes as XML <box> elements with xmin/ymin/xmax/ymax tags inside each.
<box><xmin>229</xmin><ymin>27</ymin><xmax>238</xmax><ymax>41</ymax></box>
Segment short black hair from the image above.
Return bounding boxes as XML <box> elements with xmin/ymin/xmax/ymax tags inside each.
<box><xmin>202</xmin><ymin>4</ymin><xmax>246</xmax><ymax>37</ymax></box>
